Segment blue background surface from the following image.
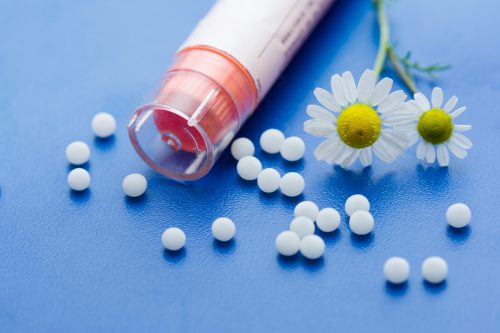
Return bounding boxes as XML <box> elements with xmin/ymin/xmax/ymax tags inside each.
<box><xmin>1</xmin><ymin>0</ymin><xmax>499</xmax><ymax>332</ymax></box>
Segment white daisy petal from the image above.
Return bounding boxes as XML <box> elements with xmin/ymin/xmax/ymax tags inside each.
<box><xmin>314</xmin><ymin>137</ymin><xmax>340</xmax><ymax>160</ymax></box>
<box><xmin>431</xmin><ymin>87</ymin><xmax>444</xmax><ymax>108</ymax></box>
<box><xmin>454</xmin><ymin>124</ymin><xmax>472</xmax><ymax>132</ymax></box>
<box><xmin>357</xmin><ymin>69</ymin><xmax>377</xmax><ymax>103</ymax></box>
<box><xmin>359</xmin><ymin>148</ymin><xmax>373</xmax><ymax>167</ymax></box>
<box><xmin>340</xmin><ymin>149</ymin><xmax>360</xmax><ymax>168</ymax></box>
<box><xmin>447</xmin><ymin>141</ymin><xmax>468</xmax><ymax>159</ymax></box>
<box><xmin>378</xmin><ymin>90</ymin><xmax>407</xmax><ymax>113</ymax></box>
<box><xmin>313</xmin><ymin>88</ymin><xmax>342</xmax><ymax>112</ymax></box>
<box><xmin>450</xmin><ymin>106</ymin><xmax>466</xmax><ymax>119</ymax></box>
<box><xmin>372</xmin><ymin>131</ymin><xmax>406</xmax><ymax>163</ymax></box>
<box><xmin>414</xmin><ymin>92</ymin><xmax>431</xmax><ymax>111</ymax></box>
<box><xmin>381</xmin><ymin>112</ymin><xmax>416</xmax><ymax>126</ymax></box>
<box><xmin>325</xmin><ymin>144</ymin><xmax>348</xmax><ymax>165</ymax></box>
<box><xmin>437</xmin><ymin>144</ymin><xmax>449</xmax><ymax>167</ymax></box>
<box><xmin>331</xmin><ymin>74</ymin><xmax>349</xmax><ymax>107</ymax></box>
<box><xmin>407</xmin><ymin>101</ymin><xmax>424</xmax><ymax>116</ymax></box>
<box><xmin>443</xmin><ymin>95</ymin><xmax>458</xmax><ymax>113</ymax></box>
<box><xmin>304</xmin><ymin>119</ymin><xmax>336</xmax><ymax>137</ymax></box>
<box><xmin>451</xmin><ymin>133</ymin><xmax>472</xmax><ymax>149</ymax></box>
<box><xmin>425</xmin><ymin>143</ymin><xmax>436</xmax><ymax>164</ymax></box>
<box><xmin>341</xmin><ymin>71</ymin><xmax>357</xmax><ymax>104</ymax></box>
<box><xmin>372</xmin><ymin>139</ymin><xmax>394</xmax><ymax>162</ymax></box>
<box><xmin>370</xmin><ymin>77</ymin><xmax>393</xmax><ymax>106</ymax></box>
<box><xmin>306</xmin><ymin>104</ymin><xmax>337</xmax><ymax>122</ymax></box>
<box><xmin>407</xmin><ymin>130</ymin><xmax>420</xmax><ymax>147</ymax></box>
<box><xmin>416</xmin><ymin>141</ymin><xmax>426</xmax><ymax>160</ymax></box>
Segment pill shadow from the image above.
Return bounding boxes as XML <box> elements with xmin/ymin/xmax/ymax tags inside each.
<box><xmin>301</xmin><ymin>256</ymin><xmax>325</xmax><ymax>272</ymax></box>
<box><xmin>163</xmin><ymin>248</ymin><xmax>187</xmax><ymax>264</ymax></box>
<box><xmin>212</xmin><ymin>239</ymin><xmax>236</xmax><ymax>256</ymax></box>
<box><xmin>69</xmin><ymin>189</ymin><xmax>91</xmax><ymax>204</ymax></box>
<box><xmin>415</xmin><ymin>164</ymin><xmax>451</xmax><ymax>193</ymax></box>
<box><xmin>67</xmin><ymin>161</ymin><xmax>91</xmax><ymax>172</ymax></box>
<box><xmin>93</xmin><ymin>135</ymin><xmax>116</xmax><ymax>152</ymax></box>
<box><xmin>317</xmin><ymin>229</ymin><xmax>341</xmax><ymax>246</ymax></box>
<box><xmin>276</xmin><ymin>254</ymin><xmax>301</xmax><ymax>271</ymax></box>
<box><xmin>446</xmin><ymin>225</ymin><xmax>471</xmax><ymax>244</ymax></box>
<box><xmin>124</xmin><ymin>193</ymin><xmax>148</xmax><ymax>210</ymax></box>
<box><xmin>385</xmin><ymin>281</ymin><xmax>409</xmax><ymax>298</ymax></box>
<box><xmin>350</xmin><ymin>233</ymin><xmax>374</xmax><ymax>250</ymax></box>
<box><xmin>423</xmin><ymin>280</ymin><xmax>447</xmax><ymax>294</ymax></box>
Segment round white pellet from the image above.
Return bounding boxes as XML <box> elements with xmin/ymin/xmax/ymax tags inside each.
<box><xmin>260</xmin><ymin>129</ymin><xmax>285</xmax><ymax>154</ymax></box>
<box><xmin>300</xmin><ymin>235</ymin><xmax>325</xmax><ymax>260</ymax></box>
<box><xmin>236</xmin><ymin>156</ymin><xmax>262</xmax><ymax>181</ymax></box>
<box><xmin>67</xmin><ymin>168</ymin><xmax>90</xmax><ymax>191</ymax></box>
<box><xmin>280</xmin><ymin>172</ymin><xmax>305</xmax><ymax>197</ymax></box>
<box><xmin>91</xmin><ymin>112</ymin><xmax>116</xmax><ymax>138</ymax></box>
<box><xmin>294</xmin><ymin>201</ymin><xmax>319</xmax><ymax>221</ymax></box>
<box><xmin>316</xmin><ymin>208</ymin><xmax>341</xmax><ymax>233</ymax></box>
<box><xmin>345</xmin><ymin>194</ymin><xmax>370</xmax><ymax>216</ymax></box>
<box><xmin>384</xmin><ymin>257</ymin><xmax>410</xmax><ymax>284</ymax></box>
<box><xmin>349</xmin><ymin>210</ymin><xmax>374</xmax><ymax>235</ymax></box>
<box><xmin>161</xmin><ymin>227</ymin><xmax>186</xmax><ymax>251</ymax></box>
<box><xmin>275</xmin><ymin>231</ymin><xmax>301</xmax><ymax>256</ymax></box>
<box><xmin>257</xmin><ymin>168</ymin><xmax>281</xmax><ymax>193</ymax></box>
<box><xmin>65</xmin><ymin>141</ymin><xmax>90</xmax><ymax>165</ymax></box>
<box><xmin>122</xmin><ymin>173</ymin><xmax>147</xmax><ymax>197</ymax></box>
<box><xmin>230</xmin><ymin>137</ymin><xmax>255</xmax><ymax>160</ymax></box>
<box><xmin>211</xmin><ymin>217</ymin><xmax>236</xmax><ymax>242</ymax></box>
<box><xmin>422</xmin><ymin>256</ymin><xmax>448</xmax><ymax>284</ymax></box>
<box><xmin>280</xmin><ymin>136</ymin><xmax>305</xmax><ymax>162</ymax></box>
<box><xmin>446</xmin><ymin>203</ymin><xmax>471</xmax><ymax>228</ymax></box>
<box><xmin>289</xmin><ymin>216</ymin><xmax>315</xmax><ymax>239</ymax></box>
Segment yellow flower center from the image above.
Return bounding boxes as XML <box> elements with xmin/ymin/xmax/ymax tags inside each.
<box><xmin>417</xmin><ymin>108</ymin><xmax>453</xmax><ymax>144</ymax></box>
<box><xmin>337</xmin><ymin>104</ymin><xmax>381</xmax><ymax>149</ymax></box>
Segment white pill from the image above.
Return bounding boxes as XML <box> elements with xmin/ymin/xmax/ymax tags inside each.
<box><xmin>67</xmin><ymin>168</ymin><xmax>90</xmax><ymax>191</ymax></box>
<box><xmin>260</xmin><ymin>129</ymin><xmax>285</xmax><ymax>154</ymax></box>
<box><xmin>236</xmin><ymin>156</ymin><xmax>262</xmax><ymax>180</ymax></box>
<box><xmin>384</xmin><ymin>257</ymin><xmax>410</xmax><ymax>284</ymax></box>
<box><xmin>300</xmin><ymin>235</ymin><xmax>325</xmax><ymax>260</ymax></box>
<box><xmin>422</xmin><ymin>256</ymin><xmax>448</xmax><ymax>284</ymax></box>
<box><xmin>65</xmin><ymin>141</ymin><xmax>90</xmax><ymax>165</ymax></box>
<box><xmin>91</xmin><ymin>112</ymin><xmax>116</xmax><ymax>138</ymax></box>
<box><xmin>122</xmin><ymin>173</ymin><xmax>147</xmax><ymax>197</ymax></box>
<box><xmin>294</xmin><ymin>201</ymin><xmax>319</xmax><ymax>221</ymax></box>
<box><xmin>446</xmin><ymin>203</ymin><xmax>471</xmax><ymax>228</ymax></box>
<box><xmin>257</xmin><ymin>168</ymin><xmax>281</xmax><ymax>193</ymax></box>
<box><xmin>212</xmin><ymin>217</ymin><xmax>236</xmax><ymax>242</ymax></box>
<box><xmin>280</xmin><ymin>172</ymin><xmax>305</xmax><ymax>197</ymax></box>
<box><xmin>230</xmin><ymin>137</ymin><xmax>255</xmax><ymax>160</ymax></box>
<box><xmin>275</xmin><ymin>231</ymin><xmax>301</xmax><ymax>256</ymax></box>
<box><xmin>349</xmin><ymin>210</ymin><xmax>374</xmax><ymax>235</ymax></box>
<box><xmin>289</xmin><ymin>216</ymin><xmax>315</xmax><ymax>239</ymax></box>
<box><xmin>280</xmin><ymin>136</ymin><xmax>305</xmax><ymax>162</ymax></box>
<box><xmin>316</xmin><ymin>208</ymin><xmax>341</xmax><ymax>232</ymax></box>
<box><xmin>345</xmin><ymin>194</ymin><xmax>370</xmax><ymax>216</ymax></box>
<box><xmin>161</xmin><ymin>227</ymin><xmax>186</xmax><ymax>251</ymax></box>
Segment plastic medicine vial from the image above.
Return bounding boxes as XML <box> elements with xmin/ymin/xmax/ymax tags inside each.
<box><xmin>127</xmin><ymin>0</ymin><xmax>334</xmax><ymax>180</ymax></box>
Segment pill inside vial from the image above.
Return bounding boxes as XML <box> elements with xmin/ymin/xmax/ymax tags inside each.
<box><xmin>280</xmin><ymin>172</ymin><xmax>305</xmax><ymax>197</ymax></box>
<box><xmin>257</xmin><ymin>168</ymin><xmax>281</xmax><ymax>193</ymax></box>
<box><xmin>275</xmin><ymin>231</ymin><xmax>301</xmax><ymax>256</ymax></box>
<box><xmin>384</xmin><ymin>257</ymin><xmax>410</xmax><ymax>284</ymax></box>
<box><xmin>345</xmin><ymin>194</ymin><xmax>370</xmax><ymax>216</ymax></box>
<box><xmin>260</xmin><ymin>129</ymin><xmax>285</xmax><ymax>154</ymax></box>
<box><xmin>67</xmin><ymin>168</ymin><xmax>90</xmax><ymax>191</ymax></box>
<box><xmin>211</xmin><ymin>217</ymin><xmax>236</xmax><ymax>242</ymax></box>
<box><xmin>122</xmin><ymin>173</ymin><xmax>147</xmax><ymax>197</ymax></box>
<box><xmin>161</xmin><ymin>227</ymin><xmax>186</xmax><ymax>251</ymax></box>
<box><xmin>237</xmin><ymin>156</ymin><xmax>262</xmax><ymax>180</ymax></box>
<box><xmin>65</xmin><ymin>141</ymin><xmax>90</xmax><ymax>165</ymax></box>
<box><xmin>230</xmin><ymin>137</ymin><xmax>255</xmax><ymax>160</ymax></box>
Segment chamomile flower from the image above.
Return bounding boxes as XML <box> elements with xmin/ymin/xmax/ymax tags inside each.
<box><xmin>304</xmin><ymin>69</ymin><xmax>411</xmax><ymax>167</ymax></box>
<box><xmin>405</xmin><ymin>87</ymin><xmax>472</xmax><ymax>167</ymax></box>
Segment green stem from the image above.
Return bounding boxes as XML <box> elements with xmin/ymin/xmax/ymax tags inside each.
<box><xmin>387</xmin><ymin>48</ymin><xmax>418</xmax><ymax>94</ymax></box>
<box><xmin>373</xmin><ymin>0</ymin><xmax>389</xmax><ymax>80</ymax></box>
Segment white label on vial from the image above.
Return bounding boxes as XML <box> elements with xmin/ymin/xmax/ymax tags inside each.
<box><xmin>182</xmin><ymin>0</ymin><xmax>334</xmax><ymax>102</ymax></box>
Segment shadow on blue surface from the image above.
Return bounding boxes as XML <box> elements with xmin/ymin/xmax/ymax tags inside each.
<box><xmin>163</xmin><ymin>248</ymin><xmax>187</xmax><ymax>264</ymax></box>
<box><xmin>212</xmin><ymin>239</ymin><xmax>237</xmax><ymax>256</ymax></box>
<box><xmin>446</xmin><ymin>225</ymin><xmax>471</xmax><ymax>244</ymax></box>
<box><xmin>69</xmin><ymin>189</ymin><xmax>91</xmax><ymax>204</ymax></box>
<box><xmin>93</xmin><ymin>135</ymin><xmax>116</xmax><ymax>152</ymax></box>
<box><xmin>317</xmin><ymin>229</ymin><xmax>342</xmax><ymax>246</ymax></box>
<box><xmin>423</xmin><ymin>280</ymin><xmax>447</xmax><ymax>294</ymax></box>
<box><xmin>385</xmin><ymin>281</ymin><xmax>409</xmax><ymax>298</ymax></box>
